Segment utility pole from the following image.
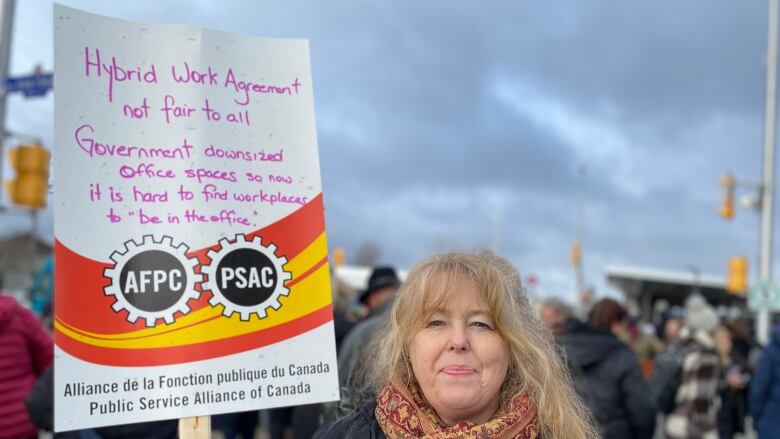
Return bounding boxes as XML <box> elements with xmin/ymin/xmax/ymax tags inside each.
<box><xmin>758</xmin><ymin>0</ymin><xmax>778</xmax><ymax>346</ymax></box>
<box><xmin>0</xmin><ymin>0</ymin><xmax>15</xmax><ymax>188</ymax></box>
<box><xmin>575</xmin><ymin>166</ymin><xmax>587</xmax><ymax>301</ymax></box>
<box><xmin>688</xmin><ymin>264</ymin><xmax>701</xmax><ymax>295</ymax></box>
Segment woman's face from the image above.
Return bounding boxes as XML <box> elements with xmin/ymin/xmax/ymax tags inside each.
<box><xmin>409</xmin><ymin>280</ymin><xmax>510</xmax><ymax>426</ymax></box>
<box><xmin>714</xmin><ymin>328</ymin><xmax>732</xmax><ymax>358</ymax></box>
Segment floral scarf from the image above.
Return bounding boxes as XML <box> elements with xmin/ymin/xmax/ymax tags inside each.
<box><xmin>375</xmin><ymin>380</ymin><xmax>539</xmax><ymax>439</ymax></box>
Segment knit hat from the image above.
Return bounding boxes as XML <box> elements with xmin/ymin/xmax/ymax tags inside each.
<box><xmin>685</xmin><ymin>294</ymin><xmax>719</xmax><ymax>332</ymax></box>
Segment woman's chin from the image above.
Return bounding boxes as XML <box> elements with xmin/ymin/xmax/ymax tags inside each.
<box><xmin>432</xmin><ymin>388</ymin><xmax>483</xmax><ymax>413</ymax></box>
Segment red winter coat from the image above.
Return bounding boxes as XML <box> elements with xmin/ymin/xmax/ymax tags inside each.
<box><xmin>0</xmin><ymin>295</ymin><xmax>52</xmax><ymax>439</ymax></box>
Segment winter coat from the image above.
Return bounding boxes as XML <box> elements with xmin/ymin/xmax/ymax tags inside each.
<box><xmin>330</xmin><ymin>299</ymin><xmax>393</xmax><ymax>416</ymax></box>
<box><xmin>0</xmin><ymin>295</ymin><xmax>52</xmax><ymax>439</ymax></box>
<box><xmin>664</xmin><ymin>326</ymin><xmax>721</xmax><ymax>439</ymax></box>
<box><xmin>556</xmin><ymin>319</ymin><xmax>656</xmax><ymax>439</ymax></box>
<box><xmin>749</xmin><ymin>328</ymin><xmax>780</xmax><ymax>439</ymax></box>
<box><xmin>25</xmin><ymin>365</ymin><xmax>54</xmax><ymax>431</ymax></box>
<box><xmin>313</xmin><ymin>400</ymin><xmax>386</xmax><ymax>439</ymax></box>
<box><xmin>338</xmin><ymin>299</ymin><xmax>393</xmax><ymax>390</ymax></box>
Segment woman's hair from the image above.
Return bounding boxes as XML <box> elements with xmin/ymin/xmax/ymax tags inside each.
<box><xmin>367</xmin><ymin>251</ymin><xmax>598</xmax><ymax>439</ymax></box>
<box><xmin>723</xmin><ymin>318</ymin><xmax>749</xmax><ymax>340</ymax></box>
<box><xmin>588</xmin><ymin>298</ymin><xmax>627</xmax><ymax>332</ymax></box>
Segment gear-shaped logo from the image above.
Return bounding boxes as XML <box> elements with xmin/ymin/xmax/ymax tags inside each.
<box><xmin>203</xmin><ymin>234</ymin><xmax>292</xmax><ymax>321</ymax></box>
<box><xmin>103</xmin><ymin>235</ymin><xmax>202</xmax><ymax>327</ymax></box>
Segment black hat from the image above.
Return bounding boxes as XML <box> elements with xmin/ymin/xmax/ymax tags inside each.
<box><xmin>359</xmin><ymin>267</ymin><xmax>400</xmax><ymax>304</ymax></box>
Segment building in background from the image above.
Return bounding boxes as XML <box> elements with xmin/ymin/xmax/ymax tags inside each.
<box><xmin>605</xmin><ymin>264</ymin><xmax>745</xmax><ymax>323</ymax></box>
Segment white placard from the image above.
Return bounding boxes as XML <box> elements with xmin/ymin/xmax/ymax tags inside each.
<box><xmin>54</xmin><ymin>5</ymin><xmax>337</xmax><ymax>431</ymax></box>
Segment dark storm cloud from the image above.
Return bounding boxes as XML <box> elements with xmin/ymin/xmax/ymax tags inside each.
<box><xmin>495</xmin><ymin>2</ymin><xmax>765</xmax><ymax>125</ymax></box>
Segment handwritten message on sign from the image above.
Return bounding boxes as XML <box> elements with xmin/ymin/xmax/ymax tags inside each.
<box><xmin>54</xmin><ymin>5</ymin><xmax>338</xmax><ymax>431</ymax></box>
<box><xmin>78</xmin><ymin>46</ymin><xmax>307</xmax><ymax>228</ymax></box>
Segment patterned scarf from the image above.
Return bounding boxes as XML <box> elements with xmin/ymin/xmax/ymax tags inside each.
<box><xmin>375</xmin><ymin>380</ymin><xmax>539</xmax><ymax>439</ymax></box>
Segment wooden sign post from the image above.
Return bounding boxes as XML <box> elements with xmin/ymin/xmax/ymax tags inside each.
<box><xmin>179</xmin><ymin>416</ymin><xmax>211</xmax><ymax>439</ymax></box>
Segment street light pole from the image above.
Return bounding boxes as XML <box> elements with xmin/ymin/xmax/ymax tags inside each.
<box><xmin>576</xmin><ymin>166</ymin><xmax>587</xmax><ymax>302</ymax></box>
<box><xmin>0</xmin><ymin>0</ymin><xmax>15</xmax><ymax>192</ymax></box>
<box><xmin>688</xmin><ymin>264</ymin><xmax>701</xmax><ymax>295</ymax></box>
<box><xmin>758</xmin><ymin>0</ymin><xmax>778</xmax><ymax>346</ymax></box>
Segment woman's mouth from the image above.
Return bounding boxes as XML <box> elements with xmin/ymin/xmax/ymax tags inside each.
<box><xmin>442</xmin><ymin>365</ymin><xmax>476</xmax><ymax>376</ymax></box>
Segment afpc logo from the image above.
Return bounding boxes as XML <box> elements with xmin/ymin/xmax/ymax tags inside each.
<box><xmin>103</xmin><ymin>235</ymin><xmax>202</xmax><ymax>326</ymax></box>
<box><xmin>203</xmin><ymin>234</ymin><xmax>292</xmax><ymax>321</ymax></box>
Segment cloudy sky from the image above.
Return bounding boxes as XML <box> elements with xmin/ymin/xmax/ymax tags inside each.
<box><xmin>2</xmin><ymin>1</ymin><xmax>773</xmax><ymax>300</ymax></box>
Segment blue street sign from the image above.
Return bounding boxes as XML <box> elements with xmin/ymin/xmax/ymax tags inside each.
<box><xmin>5</xmin><ymin>73</ymin><xmax>53</xmax><ymax>97</ymax></box>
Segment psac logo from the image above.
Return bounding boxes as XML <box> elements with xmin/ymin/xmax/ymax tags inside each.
<box><xmin>103</xmin><ymin>234</ymin><xmax>291</xmax><ymax>327</ymax></box>
<box><xmin>204</xmin><ymin>235</ymin><xmax>292</xmax><ymax>321</ymax></box>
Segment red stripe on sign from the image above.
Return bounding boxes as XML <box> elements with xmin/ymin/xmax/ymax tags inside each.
<box><xmin>55</xmin><ymin>194</ymin><xmax>325</xmax><ymax>335</ymax></box>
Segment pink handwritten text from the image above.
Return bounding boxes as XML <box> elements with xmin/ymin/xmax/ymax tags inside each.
<box><xmin>84</xmin><ymin>47</ymin><xmax>158</xmax><ymax>102</ymax></box>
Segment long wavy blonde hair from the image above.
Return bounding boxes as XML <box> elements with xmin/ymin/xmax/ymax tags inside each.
<box><xmin>366</xmin><ymin>251</ymin><xmax>598</xmax><ymax>439</ymax></box>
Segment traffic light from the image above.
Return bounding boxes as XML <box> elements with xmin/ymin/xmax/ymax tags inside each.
<box><xmin>5</xmin><ymin>144</ymin><xmax>50</xmax><ymax>209</ymax></box>
<box><xmin>726</xmin><ymin>256</ymin><xmax>748</xmax><ymax>295</ymax></box>
<box><xmin>719</xmin><ymin>173</ymin><xmax>736</xmax><ymax>220</ymax></box>
<box><xmin>332</xmin><ymin>247</ymin><xmax>346</xmax><ymax>267</ymax></box>
<box><xmin>570</xmin><ymin>241</ymin><xmax>581</xmax><ymax>266</ymax></box>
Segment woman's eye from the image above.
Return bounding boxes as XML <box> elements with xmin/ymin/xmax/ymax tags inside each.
<box><xmin>472</xmin><ymin>321</ymin><xmax>493</xmax><ymax>330</ymax></box>
<box><xmin>427</xmin><ymin>320</ymin><xmax>445</xmax><ymax>327</ymax></box>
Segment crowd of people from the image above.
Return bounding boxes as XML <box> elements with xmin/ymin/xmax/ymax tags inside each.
<box><xmin>3</xmin><ymin>251</ymin><xmax>780</xmax><ymax>438</ymax></box>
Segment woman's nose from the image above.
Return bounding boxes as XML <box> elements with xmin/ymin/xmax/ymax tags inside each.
<box><xmin>447</xmin><ymin>325</ymin><xmax>468</xmax><ymax>351</ymax></box>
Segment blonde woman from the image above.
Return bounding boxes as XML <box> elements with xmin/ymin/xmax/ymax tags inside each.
<box><xmin>315</xmin><ymin>251</ymin><xmax>597</xmax><ymax>438</ymax></box>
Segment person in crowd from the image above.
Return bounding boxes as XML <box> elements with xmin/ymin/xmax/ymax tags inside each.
<box><xmin>713</xmin><ymin>325</ymin><xmax>749</xmax><ymax>439</ymax></box>
<box><xmin>555</xmin><ymin>298</ymin><xmax>656</xmax><ymax>439</ymax></box>
<box><xmin>266</xmin><ymin>404</ymin><xmax>293</xmax><ymax>439</ymax></box>
<box><xmin>628</xmin><ymin>321</ymin><xmax>664</xmax><ymax>379</ymax></box>
<box><xmin>320</xmin><ymin>267</ymin><xmax>403</xmax><ymax>425</ymax></box>
<box><xmin>664</xmin><ymin>317</ymin><xmax>683</xmax><ymax>344</ymax></box>
<box><xmin>723</xmin><ymin>319</ymin><xmax>757</xmax><ymax>368</ymax></box>
<box><xmin>664</xmin><ymin>294</ymin><xmax>721</xmax><ymax>439</ymax></box>
<box><xmin>30</xmin><ymin>254</ymin><xmax>54</xmax><ymax>320</ymax></box>
<box><xmin>315</xmin><ymin>251</ymin><xmax>598</xmax><ymax>438</ymax></box>
<box><xmin>749</xmin><ymin>324</ymin><xmax>780</xmax><ymax>439</ymax></box>
<box><xmin>330</xmin><ymin>270</ymin><xmax>358</xmax><ymax>353</ymax></box>
<box><xmin>651</xmin><ymin>317</ymin><xmax>686</xmax><ymax>421</ymax></box>
<box><xmin>0</xmin><ymin>293</ymin><xmax>52</xmax><ymax>439</ymax></box>
<box><xmin>212</xmin><ymin>410</ymin><xmax>259</xmax><ymax>439</ymax></box>
<box><xmin>358</xmin><ymin>266</ymin><xmax>402</xmax><ymax>317</ymax></box>
<box><xmin>539</xmin><ymin>297</ymin><xmax>573</xmax><ymax>336</ymax></box>
<box><xmin>333</xmin><ymin>267</ymin><xmax>401</xmax><ymax>410</ymax></box>
<box><xmin>286</xmin><ymin>270</ymin><xmax>359</xmax><ymax>439</ymax></box>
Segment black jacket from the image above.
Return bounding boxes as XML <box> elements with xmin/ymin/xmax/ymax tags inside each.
<box><xmin>557</xmin><ymin>319</ymin><xmax>656</xmax><ymax>439</ymax></box>
<box><xmin>313</xmin><ymin>400</ymin><xmax>386</xmax><ymax>439</ymax></box>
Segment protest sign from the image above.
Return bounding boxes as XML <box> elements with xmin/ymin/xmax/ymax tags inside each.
<box><xmin>53</xmin><ymin>5</ymin><xmax>338</xmax><ymax>431</ymax></box>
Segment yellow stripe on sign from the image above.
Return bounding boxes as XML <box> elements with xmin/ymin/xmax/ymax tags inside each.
<box><xmin>56</xmin><ymin>262</ymin><xmax>332</xmax><ymax>349</ymax></box>
<box><xmin>55</xmin><ymin>232</ymin><xmax>330</xmax><ymax>341</ymax></box>
<box><xmin>284</xmin><ymin>232</ymin><xmax>329</xmax><ymax>278</ymax></box>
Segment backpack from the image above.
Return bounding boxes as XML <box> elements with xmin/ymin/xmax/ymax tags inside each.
<box><xmin>651</xmin><ymin>347</ymin><xmax>685</xmax><ymax>414</ymax></box>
